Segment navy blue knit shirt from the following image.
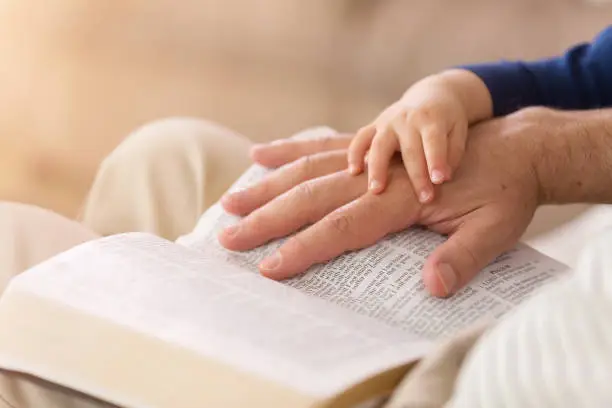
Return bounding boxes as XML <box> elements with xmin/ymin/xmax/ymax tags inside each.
<box><xmin>462</xmin><ymin>26</ymin><xmax>612</xmax><ymax>117</ymax></box>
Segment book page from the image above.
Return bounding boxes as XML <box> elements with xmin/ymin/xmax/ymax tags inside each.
<box><xmin>178</xmin><ymin>165</ymin><xmax>570</xmax><ymax>341</ymax></box>
<box><xmin>3</xmin><ymin>233</ymin><xmax>428</xmax><ymax>401</ymax></box>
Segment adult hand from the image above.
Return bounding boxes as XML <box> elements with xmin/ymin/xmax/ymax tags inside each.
<box><xmin>249</xmin><ymin>133</ymin><xmax>354</xmax><ymax>167</ymax></box>
<box><xmin>219</xmin><ymin>110</ymin><xmax>547</xmax><ymax>297</ymax></box>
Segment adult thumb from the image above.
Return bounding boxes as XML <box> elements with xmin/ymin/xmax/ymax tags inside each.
<box><xmin>423</xmin><ymin>212</ymin><xmax>517</xmax><ymax>297</ymax></box>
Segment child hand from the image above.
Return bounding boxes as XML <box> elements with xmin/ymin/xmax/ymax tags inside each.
<box><xmin>348</xmin><ymin>74</ymin><xmax>470</xmax><ymax>202</ymax></box>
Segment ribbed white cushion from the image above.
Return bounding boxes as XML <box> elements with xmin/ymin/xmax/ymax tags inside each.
<box><xmin>448</xmin><ymin>230</ymin><xmax>612</xmax><ymax>408</ymax></box>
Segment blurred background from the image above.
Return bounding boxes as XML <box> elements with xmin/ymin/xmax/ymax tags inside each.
<box><xmin>0</xmin><ymin>0</ymin><xmax>610</xmax><ymax>219</ymax></box>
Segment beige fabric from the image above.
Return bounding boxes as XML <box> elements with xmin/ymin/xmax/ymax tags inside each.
<box><xmin>0</xmin><ymin>203</ymin><xmax>98</xmax><ymax>296</ymax></box>
<box><xmin>0</xmin><ymin>204</ymin><xmax>108</xmax><ymax>408</ymax></box>
<box><xmin>0</xmin><ymin>118</ymin><xmax>250</xmax><ymax>408</ymax></box>
<box><xmin>81</xmin><ymin>117</ymin><xmax>252</xmax><ymax>241</ymax></box>
<box><xmin>382</xmin><ymin>322</ymin><xmax>490</xmax><ymax>408</ymax></box>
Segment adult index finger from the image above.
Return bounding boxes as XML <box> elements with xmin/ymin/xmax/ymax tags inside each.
<box><xmin>259</xmin><ymin>168</ymin><xmax>421</xmax><ymax>279</ymax></box>
<box><xmin>219</xmin><ymin>169</ymin><xmax>368</xmax><ymax>251</ymax></box>
<box><xmin>221</xmin><ymin>150</ymin><xmax>348</xmax><ymax>216</ymax></box>
<box><xmin>251</xmin><ymin>134</ymin><xmax>354</xmax><ymax>168</ymax></box>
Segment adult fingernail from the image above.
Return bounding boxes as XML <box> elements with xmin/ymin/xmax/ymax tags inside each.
<box><xmin>260</xmin><ymin>252</ymin><xmax>282</xmax><ymax>272</ymax></box>
<box><xmin>221</xmin><ymin>190</ymin><xmax>241</xmax><ymax>207</ymax></box>
<box><xmin>419</xmin><ymin>190</ymin><xmax>432</xmax><ymax>203</ymax></box>
<box><xmin>431</xmin><ymin>170</ymin><xmax>445</xmax><ymax>184</ymax></box>
<box><xmin>223</xmin><ymin>224</ymin><xmax>241</xmax><ymax>237</ymax></box>
<box><xmin>369</xmin><ymin>180</ymin><xmax>382</xmax><ymax>191</ymax></box>
<box><xmin>227</xmin><ymin>187</ymin><xmax>248</xmax><ymax>199</ymax></box>
<box><xmin>436</xmin><ymin>263</ymin><xmax>457</xmax><ymax>296</ymax></box>
<box><xmin>249</xmin><ymin>144</ymin><xmax>266</xmax><ymax>158</ymax></box>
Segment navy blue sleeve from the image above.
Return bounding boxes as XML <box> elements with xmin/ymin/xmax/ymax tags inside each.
<box><xmin>461</xmin><ymin>26</ymin><xmax>612</xmax><ymax>117</ymax></box>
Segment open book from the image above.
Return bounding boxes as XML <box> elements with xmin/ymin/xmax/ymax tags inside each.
<box><xmin>0</xmin><ymin>132</ymin><xmax>568</xmax><ymax>408</ymax></box>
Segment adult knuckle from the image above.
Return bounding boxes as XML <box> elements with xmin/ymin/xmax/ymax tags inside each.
<box><xmin>252</xmin><ymin>180</ymin><xmax>270</xmax><ymax>198</ymax></box>
<box><xmin>296</xmin><ymin>154</ymin><xmax>315</xmax><ymax>176</ymax></box>
<box><xmin>318</xmin><ymin>135</ymin><xmax>337</xmax><ymax>149</ymax></box>
<box><xmin>510</xmin><ymin>106</ymin><xmax>556</xmax><ymax>127</ymax></box>
<box><xmin>287</xmin><ymin>233</ymin><xmax>309</xmax><ymax>254</ymax></box>
<box><xmin>294</xmin><ymin>180</ymin><xmax>316</xmax><ymax>201</ymax></box>
<box><xmin>326</xmin><ymin>213</ymin><xmax>355</xmax><ymax>235</ymax></box>
<box><xmin>516</xmin><ymin>106</ymin><xmax>551</xmax><ymax>118</ymax></box>
<box><xmin>246</xmin><ymin>209</ymin><xmax>267</xmax><ymax>231</ymax></box>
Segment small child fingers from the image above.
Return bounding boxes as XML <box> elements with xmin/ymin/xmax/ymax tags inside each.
<box><xmin>421</xmin><ymin>124</ymin><xmax>449</xmax><ymax>184</ymax></box>
<box><xmin>348</xmin><ymin>125</ymin><xmax>376</xmax><ymax>174</ymax></box>
<box><xmin>447</xmin><ymin>123</ymin><xmax>468</xmax><ymax>175</ymax></box>
<box><xmin>367</xmin><ymin>127</ymin><xmax>399</xmax><ymax>194</ymax></box>
<box><xmin>395</xmin><ymin>122</ymin><xmax>434</xmax><ymax>203</ymax></box>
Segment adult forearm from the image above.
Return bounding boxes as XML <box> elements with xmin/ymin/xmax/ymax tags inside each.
<box><xmin>535</xmin><ymin>108</ymin><xmax>612</xmax><ymax>205</ymax></box>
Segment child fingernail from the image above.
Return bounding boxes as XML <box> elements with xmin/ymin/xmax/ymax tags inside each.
<box><xmin>369</xmin><ymin>180</ymin><xmax>382</xmax><ymax>191</ymax></box>
<box><xmin>431</xmin><ymin>170</ymin><xmax>445</xmax><ymax>184</ymax></box>
<box><xmin>348</xmin><ymin>164</ymin><xmax>359</xmax><ymax>175</ymax></box>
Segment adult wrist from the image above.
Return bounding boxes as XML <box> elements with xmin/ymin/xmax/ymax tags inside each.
<box><xmin>528</xmin><ymin>108</ymin><xmax>612</xmax><ymax>205</ymax></box>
